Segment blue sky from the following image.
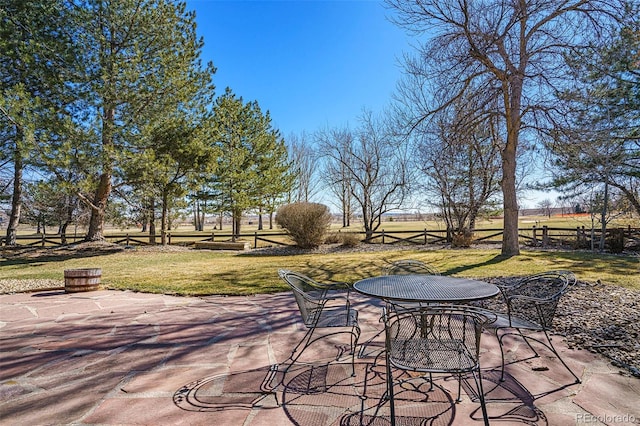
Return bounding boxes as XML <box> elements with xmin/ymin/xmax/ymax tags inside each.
<box><xmin>184</xmin><ymin>0</ymin><xmax>558</xmax><ymax>209</ymax></box>
<box><xmin>186</xmin><ymin>0</ymin><xmax>411</xmax><ymax>138</ymax></box>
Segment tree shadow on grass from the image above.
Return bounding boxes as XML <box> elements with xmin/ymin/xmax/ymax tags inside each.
<box><xmin>442</xmin><ymin>254</ymin><xmax>515</xmax><ymax>276</ymax></box>
<box><xmin>0</xmin><ymin>242</ymin><xmax>125</xmax><ymax>266</ymax></box>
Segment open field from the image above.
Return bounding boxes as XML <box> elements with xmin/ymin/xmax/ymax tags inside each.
<box><xmin>1</xmin><ymin>243</ymin><xmax>638</xmax><ymax>295</ymax></box>
<box><xmin>7</xmin><ymin>212</ymin><xmax>638</xmax><ymax>235</ymax></box>
<box><xmin>5</xmin><ymin>213</ymin><xmax>639</xmax><ymax>249</ymax></box>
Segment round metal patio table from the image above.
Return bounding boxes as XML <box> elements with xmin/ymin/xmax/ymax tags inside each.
<box><xmin>353</xmin><ymin>274</ymin><xmax>499</xmax><ymax>303</ymax></box>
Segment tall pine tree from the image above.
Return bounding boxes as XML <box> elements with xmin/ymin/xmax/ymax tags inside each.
<box><xmin>207</xmin><ymin>89</ymin><xmax>292</xmax><ymax>239</ymax></box>
<box><xmin>70</xmin><ymin>0</ymin><xmax>215</xmax><ymax>241</ymax></box>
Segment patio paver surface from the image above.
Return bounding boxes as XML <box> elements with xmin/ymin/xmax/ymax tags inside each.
<box><xmin>1</xmin><ymin>289</ymin><xmax>638</xmax><ymax>425</ymax></box>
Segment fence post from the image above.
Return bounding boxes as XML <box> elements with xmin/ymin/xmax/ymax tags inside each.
<box><xmin>254</xmin><ymin>231</ymin><xmax>258</xmax><ymax>248</ymax></box>
<box><xmin>532</xmin><ymin>226</ymin><xmax>537</xmax><ymax>246</ymax></box>
<box><xmin>168</xmin><ymin>232</ymin><xmax>171</xmax><ymax>245</ymax></box>
<box><xmin>212</xmin><ymin>231</ymin><xmax>215</xmax><ymax>242</ymax></box>
<box><xmin>610</xmin><ymin>228</ymin><xmax>625</xmax><ymax>253</ymax></box>
<box><xmin>576</xmin><ymin>226</ymin><xmax>586</xmax><ymax>248</ymax></box>
<box><xmin>382</xmin><ymin>230</ymin><xmax>385</xmax><ymax>244</ymax></box>
<box><xmin>542</xmin><ymin>226</ymin><xmax>549</xmax><ymax>247</ymax></box>
<box><xmin>576</xmin><ymin>227</ymin><xmax>580</xmax><ymax>247</ymax></box>
<box><xmin>424</xmin><ymin>229</ymin><xmax>427</xmax><ymax>245</ymax></box>
<box><xmin>41</xmin><ymin>232</ymin><xmax>46</xmax><ymax>247</ymax></box>
<box><xmin>126</xmin><ymin>233</ymin><xmax>130</xmax><ymax>246</ymax></box>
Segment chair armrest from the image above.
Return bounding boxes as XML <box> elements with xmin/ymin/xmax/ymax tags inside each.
<box><xmin>496</xmin><ymin>279</ymin><xmax>528</xmax><ymax>296</ymax></box>
<box><xmin>311</xmin><ymin>281</ymin><xmax>351</xmax><ymax>290</ymax></box>
<box><xmin>314</xmin><ymin>282</ymin><xmax>352</xmax><ymax>303</ymax></box>
<box><xmin>505</xmin><ymin>292</ymin><xmax>561</xmax><ymax>305</ymax></box>
<box><xmin>464</xmin><ymin>306</ymin><xmax>499</xmax><ymax>326</ymax></box>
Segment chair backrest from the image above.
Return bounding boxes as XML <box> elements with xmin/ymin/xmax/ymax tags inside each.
<box><xmin>278</xmin><ymin>269</ymin><xmax>324</xmax><ymax>327</ymax></box>
<box><xmin>560</xmin><ymin>270</ymin><xmax>577</xmax><ymax>290</ymax></box>
<box><xmin>384</xmin><ymin>305</ymin><xmax>488</xmax><ymax>373</ymax></box>
<box><xmin>384</xmin><ymin>259</ymin><xmax>440</xmax><ymax>276</ymax></box>
<box><xmin>506</xmin><ymin>271</ymin><xmax>571</xmax><ymax>329</ymax></box>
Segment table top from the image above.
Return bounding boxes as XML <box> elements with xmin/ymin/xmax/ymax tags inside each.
<box><xmin>353</xmin><ymin>274</ymin><xmax>499</xmax><ymax>303</ymax></box>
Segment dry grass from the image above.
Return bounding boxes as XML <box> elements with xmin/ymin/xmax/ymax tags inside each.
<box><xmin>1</xmin><ymin>242</ymin><xmax>638</xmax><ymax>295</ymax></box>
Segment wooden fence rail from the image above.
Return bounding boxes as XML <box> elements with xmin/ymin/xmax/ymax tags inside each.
<box><xmin>1</xmin><ymin>226</ymin><xmax>639</xmax><ymax>252</ymax></box>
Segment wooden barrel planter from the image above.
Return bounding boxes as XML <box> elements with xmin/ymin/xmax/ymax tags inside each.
<box><xmin>64</xmin><ymin>268</ymin><xmax>102</xmax><ymax>293</ymax></box>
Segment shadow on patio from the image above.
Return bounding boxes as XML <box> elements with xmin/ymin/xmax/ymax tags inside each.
<box><xmin>172</xmin><ymin>340</ymin><xmax>576</xmax><ymax>425</ymax></box>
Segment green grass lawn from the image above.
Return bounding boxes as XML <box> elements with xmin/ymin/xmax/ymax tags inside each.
<box><xmin>1</xmin><ymin>246</ymin><xmax>638</xmax><ymax>295</ymax></box>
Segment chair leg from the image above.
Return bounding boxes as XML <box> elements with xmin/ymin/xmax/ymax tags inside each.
<box><xmin>349</xmin><ymin>326</ymin><xmax>361</xmax><ymax>376</ymax></box>
<box><xmin>497</xmin><ymin>328</ymin><xmax>540</xmax><ymax>381</ymax></box>
<box><xmin>474</xmin><ymin>369</ymin><xmax>490</xmax><ymax>426</ymax></box>
<box><xmin>284</xmin><ymin>326</ymin><xmax>316</xmax><ymax>372</ymax></box>
<box><xmin>495</xmin><ymin>329</ymin><xmax>508</xmax><ymax>381</ymax></box>
<box><xmin>540</xmin><ymin>329</ymin><xmax>581</xmax><ymax>383</ymax></box>
<box><xmin>497</xmin><ymin>328</ymin><xmax>581</xmax><ymax>384</ymax></box>
<box><xmin>286</xmin><ymin>325</ymin><xmax>361</xmax><ymax>377</ymax></box>
<box><xmin>519</xmin><ymin>329</ymin><xmax>541</xmax><ymax>357</ymax></box>
<box><xmin>291</xmin><ymin>325</ymin><xmax>314</xmax><ymax>357</ymax></box>
<box><xmin>385</xmin><ymin>351</ymin><xmax>396</xmax><ymax>426</ymax></box>
<box><xmin>358</xmin><ymin>327</ymin><xmax>384</xmax><ymax>358</ymax></box>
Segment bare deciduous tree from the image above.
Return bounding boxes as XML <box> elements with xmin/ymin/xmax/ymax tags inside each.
<box><xmin>387</xmin><ymin>0</ymin><xmax>624</xmax><ymax>256</ymax></box>
<box><xmin>315</xmin><ymin>127</ymin><xmax>355</xmax><ymax>228</ymax></box>
<box><xmin>417</xmin><ymin>90</ymin><xmax>502</xmax><ymax>234</ymax></box>
<box><xmin>317</xmin><ymin>110</ymin><xmax>412</xmax><ymax>239</ymax></box>
<box><xmin>287</xmin><ymin>132</ymin><xmax>321</xmax><ymax>203</ymax></box>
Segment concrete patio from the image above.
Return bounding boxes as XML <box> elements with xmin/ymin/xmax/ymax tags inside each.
<box><xmin>1</xmin><ymin>289</ymin><xmax>638</xmax><ymax>425</ymax></box>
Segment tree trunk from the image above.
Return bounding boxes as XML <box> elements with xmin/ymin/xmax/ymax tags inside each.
<box><xmin>59</xmin><ymin>194</ymin><xmax>74</xmax><ymax>244</ymax></box>
<box><xmin>362</xmin><ymin>201</ymin><xmax>373</xmax><ymax>241</ymax></box>
<box><xmin>5</xmin><ymin>138</ymin><xmax>23</xmax><ymax>246</ymax></box>
<box><xmin>500</xmin><ymin>75</ymin><xmax>523</xmax><ymax>256</ymax></box>
<box><xmin>161</xmin><ymin>191</ymin><xmax>168</xmax><ymax>245</ymax></box>
<box><xmin>59</xmin><ymin>222</ymin><xmax>68</xmax><ymax>244</ymax></box>
<box><xmin>199</xmin><ymin>203</ymin><xmax>204</xmax><ymax>231</ymax></box>
<box><xmin>86</xmin><ymin>101</ymin><xmax>115</xmax><ymax>242</ymax></box>
<box><xmin>231</xmin><ymin>208</ymin><xmax>241</xmax><ymax>241</ymax></box>
<box><xmin>193</xmin><ymin>198</ymin><xmax>204</xmax><ymax>231</ymax></box>
<box><xmin>148</xmin><ymin>198</ymin><xmax>156</xmax><ymax>244</ymax></box>
<box><xmin>258</xmin><ymin>207</ymin><xmax>263</xmax><ymax>230</ymax></box>
<box><xmin>193</xmin><ymin>200</ymin><xmax>200</xmax><ymax>231</ymax></box>
<box><xmin>86</xmin><ymin>172</ymin><xmax>111</xmax><ymax>241</ymax></box>
<box><xmin>501</xmin><ymin>141</ymin><xmax>520</xmax><ymax>256</ymax></box>
<box><xmin>468</xmin><ymin>205</ymin><xmax>479</xmax><ymax>231</ymax></box>
<box><xmin>599</xmin><ymin>181</ymin><xmax>609</xmax><ymax>251</ymax></box>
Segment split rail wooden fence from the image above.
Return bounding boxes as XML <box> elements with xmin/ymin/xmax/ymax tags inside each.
<box><xmin>2</xmin><ymin>225</ymin><xmax>639</xmax><ymax>252</ymax></box>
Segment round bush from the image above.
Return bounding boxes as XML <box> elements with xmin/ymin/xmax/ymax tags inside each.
<box><xmin>275</xmin><ymin>202</ymin><xmax>332</xmax><ymax>249</ymax></box>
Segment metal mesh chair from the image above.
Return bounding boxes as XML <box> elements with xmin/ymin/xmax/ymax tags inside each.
<box><xmin>278</xmin><ymin>269</ymin><xmax>352</xmax><ymax>302</ymax></box>
<box><xmin>383</xmin><ymin>304</ymin><xmax>491</xmax><ymax>426</ymax></box>
<box><xmin>484</xmin><ymin>270</ymin><xmax>581</xmax><ymax>383</ymax></box>
<box><xmin>383</xmin><ymin>259</ymin><xmax>440</xmax><ymax>276</ymax></box>
<box><xmin>355</xmin><ymin>259</ymin><xmax>443</xmax><ymax>359</ymax></box>
<box><xmin>278</xmin><ymin>269</ymin><xmax>360</xmax><ymax>375</ymax></box>
<box><xmin>356</xmin><ymin>259</ymin><xmax>443</xmax><ymax>358</ymax></box>
<box><xmin>384</xmin><ymin>259</ymin><xmax>441</xmax><ymax>311</ymax></box>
